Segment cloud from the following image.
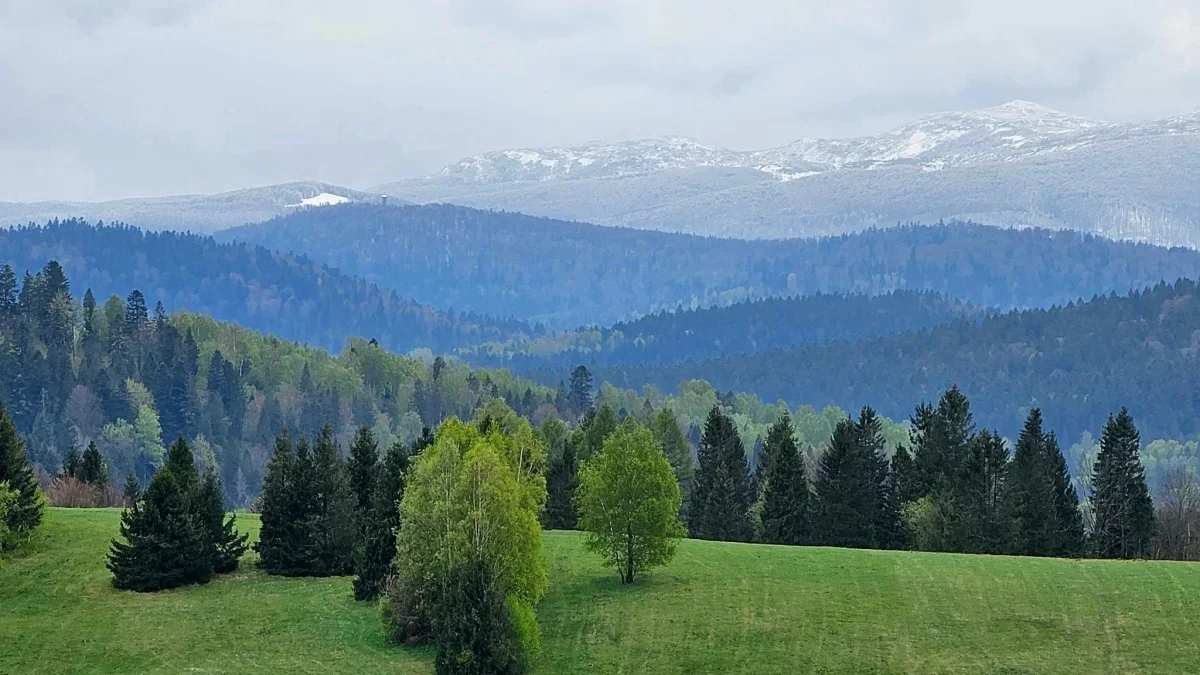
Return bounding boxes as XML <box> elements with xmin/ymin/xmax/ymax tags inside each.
<box><xmin>0</xmin><ymin>0</ymin><xmax>1195</xmax><ymax>201</ymax></box>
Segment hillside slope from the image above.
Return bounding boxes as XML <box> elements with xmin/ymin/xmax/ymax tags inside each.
<box><xmin>375</xmin><ymin>101</ymin><xmax>1200</xmax><ymax>246</ymax></box>
<box><xmin>3</xmin><ymin>509</ymin><xmax>1198</xmax><ymax>674</ymax></box>
<box><xmin>566</xmin><ymin>279</ymin><xmax>1200</xmax><ymax>442</ymax></box>
<box><xmin>0</xmin><ymin>220</ymin><xmax>536</xmax><ymax>354</ymax></box>
<box><xmin>0</xmin><ymin>181</ymin><xmax>385</xmax><ymax>233</ymax></box>
<box><xmin>222</xmin><ymin>203</ymin><xmax>1200</xmax><ymax>328</ymax></box>
<box><xmin>462</xmin><ymin>291</ymin><xmax>980</xmax><ymax>369</ymax></box>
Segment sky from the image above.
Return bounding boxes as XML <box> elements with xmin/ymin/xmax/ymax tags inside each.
<box><xmin>1</xmin><ymin>0</ymin><xmax>1198</xmax><ymax>202</ymax></box>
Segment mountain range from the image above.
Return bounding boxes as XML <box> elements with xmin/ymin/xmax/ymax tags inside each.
<box><xmin>374</xmin><ymin>100</ymin><xmax>1200</xmax><ymax>246</ymax></box>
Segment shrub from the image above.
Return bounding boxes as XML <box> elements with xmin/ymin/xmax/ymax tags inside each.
<box><xmin>46</xmin><ymin>477</ymin><xmax>126</xmax><ymax>509</ymax></box>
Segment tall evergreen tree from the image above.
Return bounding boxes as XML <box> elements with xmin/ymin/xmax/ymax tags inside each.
<box><xmin>650</xmin><ymin>408</ymin><xmax>693</xmax><ymax>512</ymax></box>
<box><xmin>353</xmin><ymin>432</ymin><xmax>425</xmax><ymax>601</ymax></box>
<box><xmin>0</xmin><ymin>265</ymin><xmax>17</xmax><ymax>323</ymax></box>
<box><xmin>78</xmin><ymin>441</ymin><xmax>109</xmax><ymax>487</ymax></box>
<box><xmin>1004</xmin><ymin>410</ymin><xmax>1084</xmax><ymax>557</ymax></box>
<box><xmin>62</xmin><ymin>446</ymin><xmax>82</xmax><ymax>480</ymax></box>
<box><xmin>910</xmin><ymin>386</ymin><xmax>975</xmax><ymax>500</ymax></box>
<box><xmin>813</xmin><ymin>418</ymin><xmax>877</xmax><ymax>548</ymax></box>
<box><xmin>192</xmin><ymin>469</ymin><xmax>249</xmax><ymax>573</ymax></box>
<box><xmin>256</xmin><ymin>431</ymin><xmax>320</xmax><ymax>576</ymax></box>
<box><xmin>312</xmin><ymin>425</ymin><xmax>356</xmax><ymax>575</ymax></box>
<box><xmin>1091</xmin><ymin>409</ymin><xmax>1155</xmax><ymax>559</ymax></box>
<box><xmin>431</xmin><ymin>559</ymin><xmax>524</xmax><ymax>675</ymax></box>
<box><xmin>759</xmin><ymin>412</ymin><xmax>808</xmax><ymax>545</ymax></box>
<box><xmin>347</xmin><ymin>426</ymin><xmax>380</xmax><ymax>518</ymax></box>
<box><xmin>122</xmin><ymin>472</ymin><xmax>141</xmax><ymax>505</ymax></box>
<box><xmin>567</xmin><ymin>365</ymin><xmax>594</xmax><ymax>417</ymax></box>
<box><xmin>0</xmin><ymin>400</ymin><xmax>43</xmax><ymax>545</ymax></box>
<box><xmin>108</xmin><ymin>469</ymin><xmax>213</xmax><ymax>591</ymax></box>
<box><xmin>956</xmin><ymin>429</ymin><xmax>1009</xmax><ymax>553</ymax></box>
<box><xmin>688</xmin><ymin>406</ymin><xmax>754</xmax><ymax>542</ymax></box>
<box><xmin>544</xmin><ymin>441</ymin><xmax>578</xmax><ymax>530</ymax></box>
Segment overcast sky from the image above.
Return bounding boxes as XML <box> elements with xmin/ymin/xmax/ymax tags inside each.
<box><xmin>2</xmin><ymin>0</ymin><xmax>1198</xmax><ymax>201</ymax></box>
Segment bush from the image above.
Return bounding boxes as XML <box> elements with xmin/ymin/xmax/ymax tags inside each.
<box><xmin>0</xmin><ymin>482</ymin><xmax>17</xmax><ymax>551</ymax></box>
<box><xmin>46</xmin><ymin>477</ymin><xmax>126</xmax><ymax>508</ymax></box>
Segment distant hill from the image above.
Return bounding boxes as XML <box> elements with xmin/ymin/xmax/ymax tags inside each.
<box><xmin>554</xmin><ymin>279</ymin><xmax>1200</xmax><ymax>442</ymax></box>
<box><xmin>0</xmin><ymin>181</ymin><xmax>390</xmax><ymax>233</ymax></box>
<box><xmin>375</xmin><ymin>100</ymin><xmax>1200</xmax><ymax>247</ymax></box>
<box><xmin>461</xmin><ymin>291</ymin><xmax>980</xmax><ymax>369</ymax></box>
<box><xmin>222</xmin><ymin>203</ymin><xmax>1200</xmax><ymax>328</ymax></box>
<box><xmin>0</xmin><ymin>220</ymin><xmax>537</xmax><ymax>354</ymax></box>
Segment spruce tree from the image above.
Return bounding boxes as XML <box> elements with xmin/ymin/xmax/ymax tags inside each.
<box><xmin>79</xmin><ymin>441</ymin><xmax>109</xmax><ymax>487</ymax></box>
<box><xmin>62</xmin><ymin>446</ymin><xmax>81</xmax><ymax>479</ymax></box>
<box><xmin>193</xmin><ymin>470</ymin><xmax>249</xmax><ymax>573</ymax></box>
<box><xmin>122</xmin><ymin>472</ymin><xmax>141</xmax><ymax>505</ymax></box>
<box><xmin>347</xmin><ymin>426</ymin><xmax>380</xmax><ymax>518</ymax></box>
<box><xmin>163</xmin><ymin>436</ymin><xmax>199</xmax><ymax>495</ymax></box>
<box><xmin>0</xmin><ymin>400</ymin><xmax>43</xmax><ymax>545</ymax></box>
<box><xmin>544</xmin><ymin>441</ymin><xmax>578</xmax><ymax>530</ymax></box>
<box><xmin>811</xmin><ymin>409</ymin><xmax>899</xmax><ymax>549</ymax></box>
<box><xmin>256</xmin><ymin>430</ymin><xmax>320</xmax><ymax>576</ymax></box>
<box><xmin>312</xmin><ymin>425</ymin><xmax>356</xmax><ymax>575</ymax></box>
<box><xmin>353</xmin><ymin>433</ymin><xmax>423</xmax><ymax>601</ymax></box>
<box><xmin>1091</xmin><ymin>408</ymin><xmax>1155</xmax><ymax>559</ymax></box>
<box><xmin>567</xmin><ymin>365</ymin><xmax>594</xmax><ymax>418</ymax></box>
<box><xmin>1004</xmin><ymin>410</ymin><xmax>1084</xmax><ymax>557</ymax></box>
<box><xmin>688</xmin><ymin>406</ymin><xmax>754</xmax><ymax>542</ymax></box>
<box><xmin>432</xmin><ymin>560</ymin><xmax>524</xmax><ymax>675</ymax></box>
<box><xmin>956</xmin><ymin>429</ymin><xmax>1009</xmax><ymax>553</ymax></box>
<box><xmin>650</xmin><ymin>408</ymin><xmax>694</xmax><ymax>510</ymax></box>
<box><xmin>107</xmin><ymin>469</ymin><xmax>213</xmax><ymax>591</ymax></box>
<box><xmin>910</xmin><ymin>386</ymin><xmax>975</xmax><ymax>500</ymax></box>
<box><xmin>759</xmin><ymin>412</ymin><xmax>808</xmax><ymax>545</ymax></box>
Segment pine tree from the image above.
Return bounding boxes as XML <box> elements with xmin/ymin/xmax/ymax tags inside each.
<box><xmin>195</xmin><ymin>470</ymin><xmax>249</xmax><ymax>573</ymax></box>
<box><xmin>688</xmin><ymin>406</ymin><xmax>754</xmax><ymax>542</ymax></box>
<box><xmin>353</xmin><ymin>433</ymin><xmax>422</xmax><ymax>601</ymax></box>
<box><xmin>79</xmin><ymin>441</ymin><xmax>109</xmax><ymax>487</ymax></box>
<box><xmin>1091</xmin><ymin>408</ymin><xmax>1155</xmax><ymax>559</ymax></box>
<box><xmin>312</xmin><ymin>424</ymin><xmax>356</xmax><ymax>575</ymax></box>
<box><xmin>759</xmin><ymin>412</ymin><xmax>808</xmax><ymax>545</ymax></box>
<box><xmin>1004</xmin><ymin>410</ymin><xmax>1084</xmax><ymax>557</ymax></box>
<box><xmin>651</xmin><ymin>408</ymin><xmax>694</xmax><ymax>510</ymax></box>
<box><xmin>956</xmin><ymin>429</ymin><xmax>1009</xmax><ymax>553</ymax></box>
<box><xmin>107</xmin><ymin>469</ymin><xmax>213</xmax><ymax>591</ymax></box>
<box><xmin>544</xmin><ymin>441</ymin><xmax>578</xmax><ymax>530</ymax></box>
<box><xmin>62</xmin><ymin>446</ymin><xmax>82</xmax><ymax>479</ymax></box>
<box><xmin>567</xmin><ymin>365</ymin><xmax>594</xmax><ymax>417</ymax></box>
<box><xmin>122</xmin><ymin>472</ymin><xmax>141</xmax><ymax>505</ymax></box>
<box><xmin>256</xmin><ymin>430</ymin><xmax>321</xmax><ymax>576</ymax></box>
<box><xmin>347</xmin><ymin>426</ymin><xmax>380</xmax><ymax>518</ymax></box>
<box><xmin>0</xmin><ymin>400</ymin><xmax>43</xmax><ymax>546</ymax></box>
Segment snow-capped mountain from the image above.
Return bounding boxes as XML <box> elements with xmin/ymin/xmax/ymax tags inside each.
<box><xmin>0</xmin><ymin>181</ymin><xmax>385</xmax><ymax>233</ymax></box>
<box><xmin>374</xmin><ymin>100</ymin><xmax>1200</xmax><ymax>247</ymax></box>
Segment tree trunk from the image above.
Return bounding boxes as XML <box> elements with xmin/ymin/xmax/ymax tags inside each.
<box><xmin>625</xmin><ymin>524</ymin><xmax>635</xmax><ymax>584</ymax></box>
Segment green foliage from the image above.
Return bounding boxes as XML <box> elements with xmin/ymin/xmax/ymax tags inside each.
<box><xmin>255</xmin><ymin>427</ymin><xmax>354</xmax><ymax>577</ymax></box>
<box><xmin>389</xmin><ymin>411</ymin><xmax>547</xmax><ymax>656</ymax></box>
<box><xmin>0</xmin><ymin>401</ymin><xmax>43</xmax><ymax>548</ymax></box>
<box><xmin>688</xmin><ymin>406</ymin><xmax>754</xmax><ymax>542</ymax></box>
<box><xmin>812</xmin><ymin>409</ymin><xmax>898</xmax><ymax>549</ymax></box>
<box><xmin>194</xmin><ymin>470</ymin><xmax>250</xmax><ymax>574</ymax></box>
<box><xmin>759</xmin><ymin>412</ymin><xmax>809</xmax><ymax>545</ymax></box>
<box><xmin>121</xmin><ymin>472</ymin><xmax>141</xmax><ymax>505</ymax></box>
<box><xmin>576</xmin><ymin>424</ymin><xmax>684</xmax><ymax>583</ymax></box>
<box><xmin>107</xmin><ymin>470</ymin><xmax>214</xmax><ymax>592</ymax></box>
<box><xmin>649</xmin><ymin>408</ymin><xmax>693</xmax><ymax>512</ymax></box>
<box><xmin>543</xmin><ymin>442</ymin><xmax>578</xmax><ymax>531</ymax></box>
<box><xmin>347</xmin><ymin>426</ymin><xmax>380</xmax><ymax>517</ymax></box>
<box><xmin>0</xmin><ymin>482</ymin><xmax>16</xmax><ymax>550</ymax></box>
<box><xmin>432</xmin><ymin>560</ymin><xmax>527</xmax><ymax>675</ymax></box>
<box><xmin>353</xmin><ymin>433</ymin><xmax>422</xmax><ymax>601</ymax></box>
<box><xmin>1091</xmin><ymin>409</ymin><xmax>1156</xmax><ymax>559</ymax></box>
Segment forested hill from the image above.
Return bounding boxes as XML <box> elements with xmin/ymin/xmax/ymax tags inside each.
<box><xmin>222</xmin><ymin>203</ymin><xmax>1200</xmax><ymax>328</ymax></box>
<box><xmin>0</xmin><ymin>220</ymin><xmax>539</xmax><ymax>353</ymax></box>
<box><xmin>546</xmin><ymin>279</ymin><xmax>1200</xmax><ymax>442</ymax></box>
<box><xmin>461</xmin><ymin>291</ymin><xmax>981</xmax><ymax>369</ymax></box>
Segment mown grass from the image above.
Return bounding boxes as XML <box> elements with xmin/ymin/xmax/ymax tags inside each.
<box><xmin>2</xmin><ymin>508</ymin><xmax>1199</xmax><ymax>674</ymax></box>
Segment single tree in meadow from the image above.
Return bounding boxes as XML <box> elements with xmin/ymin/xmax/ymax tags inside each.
<box><xmin>1091</xmin><ymin>409</ymin><xmax>1155</xmax><ymax>559</ymax></box>
<box><xmin>107</xmin><ymin>469</ymin><xmax>213</xmax><ymax>591</ymax></box>
<box><xmin>759</xmin><ymin>412</ymin><xmax>809</xmax><ymax>545</ymax></box>
<box><xmin>576</xmin><ymin>424</ymin><xmax>685</xmax><ymax>583</ymax></box>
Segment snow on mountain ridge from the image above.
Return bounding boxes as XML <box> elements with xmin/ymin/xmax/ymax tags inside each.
<box><xmin>429</xmin><ymin>100</ymin><xmax>1194</xmax><ymax>184</ymax></box>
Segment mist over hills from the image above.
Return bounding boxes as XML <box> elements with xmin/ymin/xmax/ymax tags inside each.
<box><xmin>375</xmin><ymin>101</ymin><xmax>1200</xmax><ymax>246</ymax></box>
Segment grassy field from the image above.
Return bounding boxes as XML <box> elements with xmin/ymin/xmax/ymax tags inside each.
<box><xmin>2</xmin><ymin>509</ymin><xmax>1200</xmax><ymax>674</ymax></box>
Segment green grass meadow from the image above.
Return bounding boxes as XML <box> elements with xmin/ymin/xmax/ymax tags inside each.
<box><xmin>2</xmin><ymin>508</ymin><xmax>1199</xmax><ymax>674</ymax></box>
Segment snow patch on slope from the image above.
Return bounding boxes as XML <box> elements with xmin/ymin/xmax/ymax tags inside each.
<box><xmin>288</xmin><ymin>192</ymin><xmax>350</xmax><ymax>208</ymax></box>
